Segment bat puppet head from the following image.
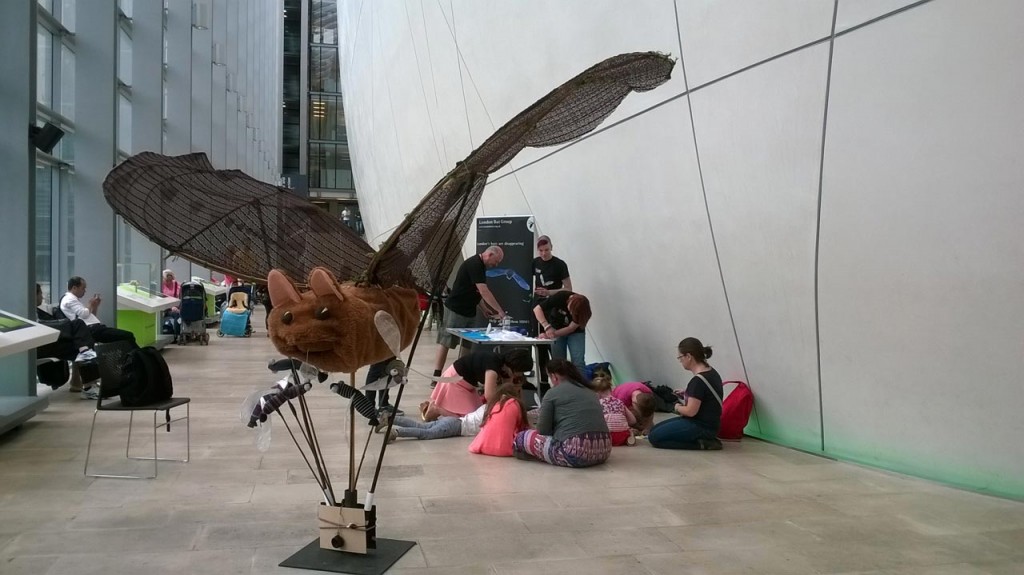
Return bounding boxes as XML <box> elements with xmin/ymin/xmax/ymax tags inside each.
<box><xmin>266</xmin><ymin>267</ymin><xmax>419</xmax><ymax>374</ymax></box>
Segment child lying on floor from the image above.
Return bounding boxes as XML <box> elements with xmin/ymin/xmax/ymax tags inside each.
<box><xmin>379</xmin><ymin>403</ymin><xmax>485</xmax><ymax>443</ymax></box>
<box><xmin>382</xmin><ymin>380</ymin><xmax>524</xmax><ymax>445</ymax></box>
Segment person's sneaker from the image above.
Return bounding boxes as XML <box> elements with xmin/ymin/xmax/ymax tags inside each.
<box><xmin>374</xmin><ymin>410</ymin><xmax>391</xmax><ymax>434</ymax></box>
<box><xmin>386</xmin><ymin>428</ymin><xmax>398</xmax><ymax>444</ymax></box>
<box><xmin>81</xmin><ymin>387</ymin><xmax>100</xmax><ymax>400</ymax></box>
<box><xmin>698</xmin><ymin>438</ymin><xmax>723</xmax><ymax>451</ymax></box>
<box><xmin>74</xmin><ymin>349</ymin><xmax>97</xmax><ymax>364</ymax></box>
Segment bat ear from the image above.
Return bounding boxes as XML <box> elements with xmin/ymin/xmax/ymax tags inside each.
<box><xmin>308</xmin><ymin>267</ymin><xmax>344</xmax><ymax>301</ymax></box>
<box><xmin>268</xmin><ymin>270</ymin><xmax>301</xmax><ymax>305</ymax></box>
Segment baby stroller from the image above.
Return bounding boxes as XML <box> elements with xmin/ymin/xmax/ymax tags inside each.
<box><xmin>178</xmin><ymin>281</ymin><xmax>210</xmax><ymax>345</ymax></box>
<box><xmin>218</xmin><ymin>284</ymin><xmax>253</xmax><ymax>337</ymax></box>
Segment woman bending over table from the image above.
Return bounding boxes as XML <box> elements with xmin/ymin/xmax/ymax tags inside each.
<box><xmin>422</xmin><ymin>348</ymin><xmax>533</xmax><ymax>421</ymax></box>
<box><xmin>534</xmin><ymin>291</ymin><xmax>591</xmax><ymax>371</ymax></box>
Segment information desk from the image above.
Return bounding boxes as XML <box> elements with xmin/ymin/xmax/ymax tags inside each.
<box><xmin>117</xmin><ymin>284</ymin><xmax>180</xmax><ymax>348</ymax></box>
<box><xmin>0</xmin><ymin>310</ymin><xmax>60</xmax><ymax>359</ymax></box>
<box><xmin>0</xmin><ymin>310</ymin><xmax>59</xmax><ymax>435</ymax></box>
<box><xmin>190</xmin><ymin>277</ymin><xmax>225</xmax><ymax>324</ymax></box>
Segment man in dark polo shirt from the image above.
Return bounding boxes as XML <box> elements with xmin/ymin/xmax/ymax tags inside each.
<box><xmin>432</xmin><ymin>245</ymin><xmax>508</xmax><ymax>380</ymax></box>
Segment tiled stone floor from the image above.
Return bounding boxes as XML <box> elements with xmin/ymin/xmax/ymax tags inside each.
<box><xmin>2</xmin><ymin>311</ymin><xmax>1023</xmax><ymax>574</ymax></box>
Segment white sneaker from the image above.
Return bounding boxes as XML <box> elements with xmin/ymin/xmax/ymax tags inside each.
<box><xmin>74</xmin><ymin>349</ymin><xmax>97</xmax><ymax>364</ymax></box>
<box><xmin>81</xmin><ymin>387</ymin><xmax>100</xmax><ymax>400</ymax></box>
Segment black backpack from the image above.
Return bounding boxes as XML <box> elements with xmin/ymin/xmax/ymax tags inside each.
<box><xmin>120</xmin><ymin>347</ymin><xmax>174</xmax><ymax>406</ymax></box>
<box><xmin>642</xmin><ymin>381</ymin><xmax>680</xmax><ymax>413</ymax></box>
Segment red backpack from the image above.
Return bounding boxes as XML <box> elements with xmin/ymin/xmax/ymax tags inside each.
<box><xmin>719</xmin><ymin>381</ymin><xmax>754</xmax><ymax>440</ymax></box>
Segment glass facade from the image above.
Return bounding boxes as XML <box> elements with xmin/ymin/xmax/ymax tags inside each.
<box><xmin>282</xmin><ymin>0</ymin><xmax>301</xmax><ymax>175</ymax></box>
<box><xmin>34</xmin><ymin>165</ymin><xmax>53</xmax><ymax>302</ymax></box>
<box><xmin>305</xmin><ymin>0</ymin><xmax>358</xmax><ymax>233</ymax></box>
<box><xmin>35</xmin><ymin>0</ymin><xmax>76</xmax><ymax>305</ymax></box>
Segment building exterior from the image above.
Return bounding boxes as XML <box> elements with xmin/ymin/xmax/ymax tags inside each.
<box><xmin>0</xmin><ymin>0</ymin><xmax>284</xmax><ymax>423</ymax></box>
<box><xmin>283</xmin><ymin>0</ymin><xmax>361</xmax><ymax>235</ymax></box>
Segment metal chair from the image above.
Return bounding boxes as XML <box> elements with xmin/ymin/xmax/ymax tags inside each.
<box><xmin>84</xmin><ymin>341</ymin><xmax>190</xmax><ymax>479</ymax></box>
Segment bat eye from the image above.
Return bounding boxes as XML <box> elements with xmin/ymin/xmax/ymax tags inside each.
<box><xmin>282</xmin><ymin>311</ymin><xmax>293</xmax><ymax>325</ymax></box>
<box><xmin>315</xmin><ymin>306</ymin><xmax>330</xmax><ymax>320</ymax></box>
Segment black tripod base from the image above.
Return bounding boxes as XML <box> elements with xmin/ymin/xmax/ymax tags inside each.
<box><xmin>280</xmin><ymin>538</ymin><xmax>417</xmax><ymax>574</ymax></box>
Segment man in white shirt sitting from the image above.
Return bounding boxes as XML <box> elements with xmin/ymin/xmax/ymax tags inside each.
<box><xmin>60</xmin><ymin>276</ymin><xmax>137</xmax><ymax>347</ymax></box>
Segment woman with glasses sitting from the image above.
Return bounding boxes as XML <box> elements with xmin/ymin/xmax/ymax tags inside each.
<box><xmin>648</xmin><ymin>337</ymin><xmax>724</xmax><ymax>450</ymax></box>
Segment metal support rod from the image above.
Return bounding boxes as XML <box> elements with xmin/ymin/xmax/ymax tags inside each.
<box><xmin>288</xmin><ymin>365</ymin><xmax>333</xmax><ymax>504</ymax></box>
<box><xmin>299</xmin><ymin>390</ymin><xmax>334</xmax><ymax>504</ymax></box>
<box><xmin>368</xmin><ymin>174</ymin><xmax>478</xmax><ymax>494</ymax></box>
<box><xmin>348</xmin><ymin>372</ymin><xmax>356</xmax><ymax>493</ymax></box>
<box><xmin>277</xmin><ymin>409</ymin><xmax>327</xmax><ymax>497</ymax></box>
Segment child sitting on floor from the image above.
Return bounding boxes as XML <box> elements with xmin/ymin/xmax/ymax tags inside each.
<box><xmin>590</xmin><ymin>375</ymin><xmax>636</xmax><ymax>446</ymax></box>
<box><xmin>469</xmin><ymin>382</ymin><xmax>531</xmax><ymax>457</ymax></box>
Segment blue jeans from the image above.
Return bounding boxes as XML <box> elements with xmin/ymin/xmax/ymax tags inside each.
<box><xmin>391</xmin><ymin>416</ymin><xmax>462</xmax><ymax>440</ymax></box>
<box><xmin>364</xmin><ymin>357</ymin><xmax>393</xmax><ymax>409</ymax></box>
<box><xmin>551</xmin><ymin>331</ymin><xmax>585</xmax><ymax>370</ymax></box>
<box><xmin>648</xmin><ymin>417</ymin><xmax>717</xmax><ymax>450</ymax></box>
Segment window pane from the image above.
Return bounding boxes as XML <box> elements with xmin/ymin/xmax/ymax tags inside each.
<box><xmin>57</xmin><ymin>131</ymin><xmax>74</xmax><ymax>163</ymax></box>
<box><xmin>64</xmin><ymin>179</ymin><xmax>75</xmax><ymax>277</ymax></box>
<box><xmin>118</xmin><ymin>28</ymin><xmax>132</xmax><ymax>85</ymax></box>
<box><xmin>37</xmin><ymin>29</ymin><xmax>52</xmax><ymax>107</ymax></box>
<box><xmin>61</xmin><ymin>0</ymin><xmax>76</xmax><ymax>32</ymax></box>
<box><xmin>310</xmin><ymin>46</ymin><xmax>339</xmax><ymax>93</ymax></box>
<box><xmin>118</xmin><ymin>95</ymin><xmax>132</xmax><ymax>153</ymax></box>
<box><xmin>311</xmin><ymin>0</ymin><xmax>337</xmax><ymax>45</ymax></box>
<box><xmin>38</xmin><ymin>0</ymin><xmax>53</xmax><ymax>14</ymax></box>
<box><xmin>60</xmin><ymin>45</ymin><xmax>75</xmax><ymax>119</ymax></box>
<box><xmin>119</xmin><ymin>0</ymin><xmax>132</xmax><ymax>18</ymax></box>
<box><xmin>35</xmin><ymin>165</ymin><xmax>53</xmax><ymax>303</ymax></box>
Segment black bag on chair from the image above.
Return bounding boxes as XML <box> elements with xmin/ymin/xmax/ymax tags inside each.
<box><xmin>37</xmin><ymin>360</ymin><xmax>70</xmax><ymax>389</ymax></box>
<box><xmin>120</xmin><ymin>347</ymin><xmax>174</xmax><ymax>407</ymax></box>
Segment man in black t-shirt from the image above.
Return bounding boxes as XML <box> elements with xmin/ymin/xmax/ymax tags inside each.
<box><xmin>432</xmin><ymin>246</ymin><xmax>508</xmax><ymax>379</ymax></box>
<box><xmin>531</xmin><ymin>235</ymin><xmax>572</xmax><ymax>387</ymax></box>
<box><xmin>532</xmin><ymin>235</ymin><xmax>572</xmax><ymax>305</ymax></box>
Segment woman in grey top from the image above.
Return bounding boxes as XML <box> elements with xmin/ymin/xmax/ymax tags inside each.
<box><xmin>513</xmin><ymin>359</ymin><xmax>611</xmax><ymax>467</ymax></box>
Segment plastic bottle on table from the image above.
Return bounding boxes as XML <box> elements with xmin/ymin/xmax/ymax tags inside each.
<box><xmin>501</xmin><ymin>315</ymin><xmax>511</xmax><ymax>332</ymax></box>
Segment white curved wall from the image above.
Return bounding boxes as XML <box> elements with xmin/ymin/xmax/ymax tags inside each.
<box><xmin>338</xmin><ymin>0</ymin><xmax>1024</xmax><ymax>498</ymax></box>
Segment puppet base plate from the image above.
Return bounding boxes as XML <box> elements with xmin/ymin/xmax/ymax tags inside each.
<box><xmin>279</xmin><ymin>538</ymin><xmax>416</xmax><ymax>574</ymax></box>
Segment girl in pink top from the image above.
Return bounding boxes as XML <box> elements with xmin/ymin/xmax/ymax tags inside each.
<box><xmin>611</xmin><ymin>381</ymin><xmax>656</xmax><ymax>434</ymax></box>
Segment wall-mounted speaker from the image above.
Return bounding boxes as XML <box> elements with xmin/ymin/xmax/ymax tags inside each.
<box><xmin>29</xmin><ymin>122</ymin><xmax>65</xmax><ymax>154</ymax></box>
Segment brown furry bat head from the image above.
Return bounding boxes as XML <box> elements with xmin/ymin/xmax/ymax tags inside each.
<box><xmin>267</xmin><ymin>267</ymin><xmax>419</xmax><ymax>374</ymax></box>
